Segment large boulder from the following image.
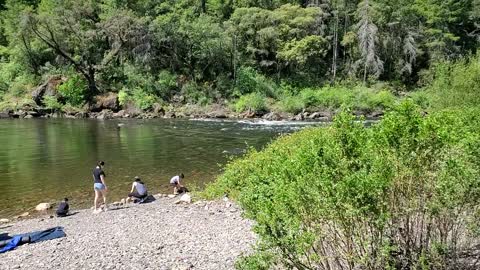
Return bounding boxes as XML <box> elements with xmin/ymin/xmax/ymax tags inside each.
<box><xmin>91</xmin><ymin>92</ymin><xmax>119</xmax><ymax>112</ymax></box>
<box><xmin>31</xmin><ymin>76</ymin><xmax>66</xmax><ymax>105</ymax></box>
<box><xmin>35</xmin><ymin>202</ymin><xmax>51</xmax><ymax>211</ymax></box>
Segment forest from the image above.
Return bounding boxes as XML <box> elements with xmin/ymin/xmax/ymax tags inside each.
<box><xmin>0</xmin><ymin>0</ymin><xmax>479</xmax><ymax>115</ymax></box>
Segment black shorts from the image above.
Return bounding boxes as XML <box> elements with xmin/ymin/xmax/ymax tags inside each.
<box><xmin>128</xmin><ymin>192</ymin><xmax>147</xmax><ymax>199</ymax></box>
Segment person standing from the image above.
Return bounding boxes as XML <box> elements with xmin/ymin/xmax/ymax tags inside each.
<box><xmin>93</xmin><ymin>161</ymin><xmax>108</xmax><ymax>213</ymax></box>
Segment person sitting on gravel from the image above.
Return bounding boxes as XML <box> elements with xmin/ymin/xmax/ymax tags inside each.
<box><xmin>126</xmin><ymin>176</ymin><xmax>148</xmax><ymax>203</ymax></box>
<box><xmin>56</xmin><ymin>198</ymin><xmax>69</xmax><ymax>217</ymax></box>
<box><xmin>170</xmin><ymin>173</ymin><xmax>184</xmax><ymax>194</ymax></box>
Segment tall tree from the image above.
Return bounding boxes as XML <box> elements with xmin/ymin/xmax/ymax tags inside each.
<box><xmin>355</xmin><ymin>0</ymin><xmax>383</xmax><ymax>82</ymax></box>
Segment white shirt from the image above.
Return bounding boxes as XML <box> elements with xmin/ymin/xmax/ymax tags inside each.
<box><xmin>133</xmin><ymin>182</ymin><xmax>147</xmax><ymax>195</ymax></box>
<box><xmin>170</xmin><ymin>175</ymin><xmax>180</xmax><ymax>184</ymax></box>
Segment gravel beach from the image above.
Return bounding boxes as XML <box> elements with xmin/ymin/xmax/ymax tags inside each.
<box><xmin>0</xmin><ymin>195</ymin><xmax>256</xmax><ymax>270</ymax></box>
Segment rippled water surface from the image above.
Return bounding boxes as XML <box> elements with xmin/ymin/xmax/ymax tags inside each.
<box><xmin>0</xmin><ymin>118</ymin><xmax>327</xmax><ymax>217</ymax></box>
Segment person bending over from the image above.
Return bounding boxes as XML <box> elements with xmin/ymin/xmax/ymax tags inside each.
<box><xmin>56</xmin><ymin>198</ymin><xmax>69</xmax><ymax>217</ymax></box>
<box><xmin>170</xmin><ymin>173</ymin><xmax>184</xmax><ymax>194</ymax></box>
<box><xmin>126</xmin><ymin>176</ymin><xmax>148</xmax><ymax>203</ymax></box>
<box><xmin>93</xmin><ymin>161</ymin><xmax>108</xmax><ymax>213</ymax></box>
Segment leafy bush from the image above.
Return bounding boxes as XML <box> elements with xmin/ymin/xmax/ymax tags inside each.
<box><xmin>43</xmin><ymin>96</ymin><xmax>63</xmax><ymax>111</ymax></box>
<box><xmin>118</xmin><ymin>89</ymin><xmax>130</xmax><ymax>106</ymax></box>
<box><xmin>234</xmin><ymin>93</ymin><xmax>267</xmax><ymax>113</ymax></box>
<box><xmin>276</xmin><ymin>95</ymin><xmax>303</xmax><ymax>114</ymax></box>
<box><xmin>58</xmin><ymin>75</ymin><xmax>87</xmax><ymax>106</ymax></box>
<box><xmin>423</xmin><ymin>53</ymin><xmax>480</xmax><ymax>110</ymax></box>
<box><xmin>132</xmin><ymin>88</ymin><xmax>156</xmax><ymax>110</ymax></box>
<box><xmin>204</xmin><ymin>102</ymin><xmax>480</xmax><ymax>269</ymax></box>
<box><xmin>234</xmin><ymin>67</ymin><xmax>278</xmax><ymax>98</ymax></box>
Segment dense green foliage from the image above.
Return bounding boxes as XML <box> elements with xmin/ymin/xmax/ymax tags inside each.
<box><xmin>204</xmin><ymin>102</ymin><xmax>480</xmax><ymax>269</ymax></box>
<box><xmin>0</xmin><ymin>0</ymin><xmax>478</xmax><ymax>111</ymax></box>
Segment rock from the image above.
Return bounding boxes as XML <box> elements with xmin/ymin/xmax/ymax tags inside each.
<box><xmin>24</xmin><ymin>114</ymin><xmax>34</xmax><ymax>119</ymax></box>
<box><xmin>111</xmin><ymin>201</ymin><xmax>121</xmax><ymax>206</ymax></box>
<box><xmin>167</xmin><ymin>194</ymin><xmax>176</xmax><ymax>198</ymax></box>
<box><xmin>112</xmin><ymin>110</ymin><xmax>126</xmax><ymax>119</ymax></box>
<box><xmin>293</xmin><ymin>113</ymin><xmax>304</xmax><ymax>121</ymax></box>
<box><xmin>15</xmin><ymin>212</ymin><xmax>30</xmax><ymax>219</ymax></box>
<box><xmin>152</xmin><ymin>103</ymin><xmax>165</xmax><ymax>116</ymax></box>
<box><xmin>174</xmin><ymin>200</ymin><xmax>182</xmax><ymax>205</ymax></box>
<box><xmin>27</xmin><ymin>111</ymin><xmax>41</xmax><ymax>117</ymax></box>
<box><xmin>35</xmin><ymin>202</ymin><xmax>51</xmax><ymax>211</ymax></box>
<box><xmin>207</xmin><ymin>110</ymin><xmax>227</xmax><ymax>119</ymax></box>
<box><xmin>369</xmin><ymin>111</ymin><xmax>384</xmax><ymax>119</ymax></box>
<box><xmin>31</xmin><ymin>75</ymin><xmax>66</xmax><ymax>105</ymax></box>
<box><xmin>0</xmin><ymin>218</ymin><xmax>9</xmax><ymax>223</ymax></box>
<box><xmin>97</xmin><ymin>109</ymin><xmax>113</xmax><ymax>120</ymax></box>
<box><xmin>225</xmin><ymin>202</ymin><xmax>232</xmax><ymax>208</ymax></box>
<box><xmin>172</xmin><ymin>95</ymin><xmax>185</xmax><ymax>103</ymax></box>
<box><xmin>222</xmin><ymin>197</ymin><xmax>229</xmax><ymax>202</ymax></box>
<box><xmin>164</xmin><ymin>111</ymin><xmax>176</xmax><ymax>119</ymax></box>
<box><xmin>91</xmin><ymin>92</ymin><xmax>119</xmax><ymax>112</ymax></box>
<box><xmin>0</xmin><ymin>111</ymin><xmax>11</xmax><ymax>118</ymax></box>
<box><xmin>262</xmin><ymin>112</ymin><xmax>283</xmax><ymax>121</ymax></box>
<box><xmin>75</xmin><ymin>112</ymin><xmax>87</xmax><ymax>118</ymax></box>
<box><xmin>120</xmin><ymin>198</ymin><xmax>126</xmax><ymax>205</ymax></box>
<box><xmin>180</xmin><ymin>193</ymin><xmax>192</xmax><ymax>204</ymax></box>
<box><xmin>12</xmin><ymin>110</ymin><xmax>27</xmax><ymax>118</ymax></box>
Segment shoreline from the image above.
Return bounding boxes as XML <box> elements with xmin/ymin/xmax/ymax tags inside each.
<box><xmin>0</xmin><ymin>195</ymin><xmax>255</xmax><ymax>269</ymax></box>
<box><xmin>0</xmin><ymin>103</ymin><xmax>384</xmax><ymax>122</ymax></box>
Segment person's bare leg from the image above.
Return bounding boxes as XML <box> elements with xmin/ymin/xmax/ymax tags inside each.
<box><xmin>94</xmin><ymin>190</ymin><xmax>100</xmax><ymax>211</ymax></box>
<box><xmin>101</xmin><ymin>189</ymin><xmax>108</xmax><ymax>210</ymax></box>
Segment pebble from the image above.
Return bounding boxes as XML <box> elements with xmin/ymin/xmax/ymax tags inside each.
<box><xmin>0</xmin><ymin>198</ymin><xmax>255</xmax><ymax>270</ymax></box>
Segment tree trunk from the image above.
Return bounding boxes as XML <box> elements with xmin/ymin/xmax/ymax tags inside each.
<box><xmin>201</xmin><ymin>0</ymin><xmax>206</xmax><ymax>13</ymax></box>
<box><xmin>85</xmin><ymin>67</ymin><xmax>98</xmax><ymax>99</ymax></box>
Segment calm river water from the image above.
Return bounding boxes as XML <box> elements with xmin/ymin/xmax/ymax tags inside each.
<box><xmin>0</xmin><ymin>118</ymin><xmax>324</xmax><ymax>217</ymax></box>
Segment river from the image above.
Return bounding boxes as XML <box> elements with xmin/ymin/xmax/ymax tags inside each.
<box><xmin>0</xmin><ymin>118</ymin><xmax>325</xmax><ymax>217</ymax></box>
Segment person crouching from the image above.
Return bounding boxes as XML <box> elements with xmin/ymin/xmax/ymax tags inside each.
<box><xmin>56</xmin><ymin>198</ymin><xmax>70</xmax><ymax>217</ymax></box>
<box><xmin>126</xmin><ymin>176</ymin><xmax>148</xmax><ymax>203</ymax></box>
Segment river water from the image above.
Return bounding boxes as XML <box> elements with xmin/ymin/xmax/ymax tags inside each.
<box><xmin>0</xmin><ymin>118</ymin><xmax>325</xmax><ymax>217</ymax></box>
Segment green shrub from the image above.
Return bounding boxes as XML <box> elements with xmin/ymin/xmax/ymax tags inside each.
<box><xmin>423</xmin><ymin>53</ymin><xmax>480</xmax><ymax>110</ymax></box>
<box><xmin>234</xmin><ymin>67</ymin><xmax>278</xmax><ymax>98</ymax></box>
<box><xmin>43</xmin><ymin>96</ymin><xmax>63</xmax><ymax>111</ymax></box>
<box><xmin>118</xmin><ymin>89</ymin><xmax>130</xmax><ymax>106</ymax></box>
<box><xmin>205</xmin><ymin>102</ymin><xmax>480</xmax><ymax>269</ymax></box>
<box><xmin>58</xmin><ymin>75</ymin><xmax>87</xmax><ymax>106</ymax></box>
<box><xmin>132</xmin><ymin>88</ymin><xmax>156</xmax><ymax>110</ymax></box>
<box><xmin>156</xmin><ymin>70</ymin><xmax>178</xmax><ymax>99</ymax></box>
<box><xmin>276</xmin><ymin>95</ymin><xmax>303</xmax><ymax>114</ymax></box>
<box><xmin>234</xmin><ymin>93</ymin><xmax>267</xmax><ymax>113</ymax></box>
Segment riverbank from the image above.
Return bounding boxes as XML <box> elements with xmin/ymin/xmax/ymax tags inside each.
<box><xmin>0</xmin><ymin>195</ymin><xmax>255</xmax><ymax>270</ymax></box>
<box><xmin>0</xmin><ymin>102</ymin><xmax>384</xmax><ymax>122</ymax></box>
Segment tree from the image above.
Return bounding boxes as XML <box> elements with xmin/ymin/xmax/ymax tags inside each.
<box><xmin>21</xmin><ymin>0</ymin><xmax>149</xmax><ymax>97</ymax></box>
<box><xmin>355</xmin><ymin>0</ymin><xmax>383</xmax><ymax>82</ymax></box>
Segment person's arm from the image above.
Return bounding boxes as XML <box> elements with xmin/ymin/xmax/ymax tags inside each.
<box><xmin>130</xmin><ymin>182</ymin><xmax>135</xmax><ymax>193</ymax></box>
<box><xmin>177</xmin><ymin>176</ymin><xmax>181</xmax><ymax>186</ymax></box>
<box><xmin>101</xmin><ymin>174</ymin><xmax>107</xmax><ymax>190</ymax></box>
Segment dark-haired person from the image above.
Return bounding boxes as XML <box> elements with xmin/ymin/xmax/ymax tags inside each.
<box><xmin>93</xmin><ymin>161</ymin><xmax>108</xmax><ymax>213</ymax></box>
<box><xmin>126</xmin><ymin>176</ymin><xmax>148</xmax><ymax>203</ymax></box>
<box><xmin>56</xmin><ymin>198</ymin><xmax>70</xmax><ymax>217</ymax></box>
<box><xmin>170</xmin><ymin>173</ymin><xmax>184</xmax><ymax>194</ymax></box>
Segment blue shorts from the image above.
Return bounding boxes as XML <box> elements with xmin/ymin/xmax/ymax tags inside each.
<box><xmin>94</xmin><ymin>183</ymin><xmax>105</xmax><ymax>190</ymax></box>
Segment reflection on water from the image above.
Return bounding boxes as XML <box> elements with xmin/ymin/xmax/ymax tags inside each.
<box><xmin>0</xmin><ymin>118</ymin><xmax>324</xmax><ymax>217</ymax></box>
